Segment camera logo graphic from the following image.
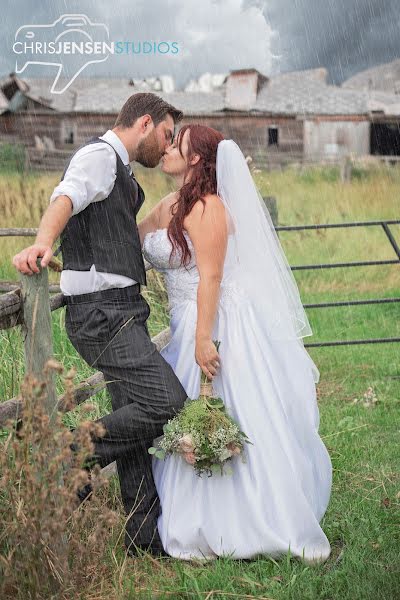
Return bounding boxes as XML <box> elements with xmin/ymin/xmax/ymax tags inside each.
<box><xmin>13</xmin><ymin>14</ymin><xmax>112</xmax><ymax>94</ymax></box>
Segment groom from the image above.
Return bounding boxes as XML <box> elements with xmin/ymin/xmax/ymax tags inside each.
<box><xmin>12</xmin><ymin>93</ymin><xmax>188</xmax><ymax>556</ymax></box>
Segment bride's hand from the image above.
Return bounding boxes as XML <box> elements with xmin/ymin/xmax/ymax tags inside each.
<box><xmin>195</xmin><ymin>338</ymin><xmax>221</xmax><ymax>380</ymax></box>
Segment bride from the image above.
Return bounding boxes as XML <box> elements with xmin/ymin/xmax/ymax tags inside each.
<box><xmin>138</xmin><ymin>124</ymin><xmax>332</xmax><ymax>563</ymax></box>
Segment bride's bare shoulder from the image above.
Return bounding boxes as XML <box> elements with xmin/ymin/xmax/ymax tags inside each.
<box><xmin>187</xmin><ymin>194</ymin><xmax>225</xmax><ymax>219</ymax></box>
<box><xmin>183</xmin><ymin>195</ymin><xmax>227</xmax><ymax>237</ymax></box>
<box><xmin>202</xmin><ymin>193</ymin><xmax>223</xmax><ymax>204</ymax></box>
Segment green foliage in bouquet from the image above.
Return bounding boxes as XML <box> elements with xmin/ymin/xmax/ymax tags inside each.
<box><xmin>148</xmin><ymin>341</ymin><xmax>252</xmax><ymax>476</ymax></box>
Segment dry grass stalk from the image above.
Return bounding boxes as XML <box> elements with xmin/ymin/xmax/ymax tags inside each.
<box><xmin>0</xmin><ymin>360</ymin><xmax>123</xmax><ymax>600</ymax></box>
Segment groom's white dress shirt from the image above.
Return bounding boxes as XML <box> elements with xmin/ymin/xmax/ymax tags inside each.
<box><xmin>50</xmin><ymin>130</ymin><xmax>138</xmax><ymax>296</ymax></box>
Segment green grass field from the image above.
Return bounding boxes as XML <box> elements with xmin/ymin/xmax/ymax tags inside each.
<box><xmin>0</xmin><ymin>165</ymin><xmax>399</xmax><ymax>599</ymax></box>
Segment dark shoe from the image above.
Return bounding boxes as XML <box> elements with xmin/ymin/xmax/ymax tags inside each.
<box><xmin>125</xmin><ymin>543</ymin><xmax>169</xmax><ymax>558</ymax></box>
<box><xmin>14</xmin><ymin>418</ymin><xmax>24</xmax><ymax>439</ymax></box>
<box><xmin>75</xmin><ymin>458</ymin><xmax>94</xmax><ymax>504</ymax></box>
<box><xmin>76</xmin><ymin>481</ymin><xmax>93</xmax><ymax>504</ymax></box>
<box><xmin>70</xmin><ymin>435</ymin><xmax>101</xmax><ymax>471</ymax></box>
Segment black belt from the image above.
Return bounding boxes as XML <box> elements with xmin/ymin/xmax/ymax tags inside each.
<box><xmin>63</xmin><ymin>283</ymin><xmax>141</xmax><ymax>305</ymax></box>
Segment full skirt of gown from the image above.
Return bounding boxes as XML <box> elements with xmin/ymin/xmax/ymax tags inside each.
<box><xmin>151</xmin><ymin>288</ymin><xmax>332</xmax><ymax>561</ymax></box>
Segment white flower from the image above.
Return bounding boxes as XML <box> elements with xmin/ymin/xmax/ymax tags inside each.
<box><xmin>219</xmin><ymin>448</ymin><xmax>233</xmax><ymax>461</ymax></box>
<box><xmin>227</xmin><ymin>442</ymin><xmax>241</xmax><ymax>456</ymax></box>
<box><xmin>179</xmin><ymin>434</ymin><xmax>195</xmax><ymax>453</ymax></box>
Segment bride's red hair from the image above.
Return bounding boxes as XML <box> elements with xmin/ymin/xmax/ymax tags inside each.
<box><xmin>167</xmin><ymin>124</ymin><xmax>224</xmax><ymax>267</ymax></box>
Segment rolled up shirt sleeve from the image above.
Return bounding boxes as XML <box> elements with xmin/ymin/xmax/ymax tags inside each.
<box><xmin>49</xmin><ymin>142</ymin><xmax>117</xmax><ymax>216</ymax></box>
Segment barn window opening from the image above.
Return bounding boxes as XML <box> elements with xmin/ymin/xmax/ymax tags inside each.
<box><xmin>61</xmin><ymin>122</ymin><xmax>76</xmax><ymax>145</ymax></box>
<box><xmin>370</xmin><ymin>122</ymin><xmax>400</xmax><ymax>156</ymax></box>
<box><xmin>65</xmin><ymin>129</ymin><xmax>74</xmax><ymax>144</ymax></box>
<box><xmin>268</xmin><ymin>127</ymin><xmax>279</xmax><ymax>146</ymax></box>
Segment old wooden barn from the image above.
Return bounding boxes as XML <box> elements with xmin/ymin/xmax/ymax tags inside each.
<box><xmin>0</xmin><ymin>61</ymin><xmax>399</xmax><ymax>170</ymax></box>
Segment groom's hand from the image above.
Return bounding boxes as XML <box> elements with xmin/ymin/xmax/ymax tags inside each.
<box><xmin>13</xmin><ymin>244</ymin><xmax>54</xmax><ymax>275</ymax></box>
<box><xmin>12</xmin><ymin>195</ymin><xmax>72</xmax><ymax>275</ymax></box>
<box><xmin>195</xmin><ymin>337</ymin><xmax>221</xmax><ymax>380</ymax></box>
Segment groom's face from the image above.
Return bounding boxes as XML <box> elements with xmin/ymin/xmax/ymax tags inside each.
<box><xmin>135</xmin><ymin>114</ymin><xmax>175</xmax><ymax>168</ymax></box>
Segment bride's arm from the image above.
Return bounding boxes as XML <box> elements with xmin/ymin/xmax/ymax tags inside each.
<box><xmin>184</xmin><ymin>194</ymin><xmax>228</xmax><ymax>380</ymax></box>
<box><xmin>137</xmin><ymin>201</ymin><xmax>162</xmax><ymax>247</ymax></box>
<box><xmin>137</xmin><ymin>192</ymin><xmax>177</xmax><ymax>247</ymax></box>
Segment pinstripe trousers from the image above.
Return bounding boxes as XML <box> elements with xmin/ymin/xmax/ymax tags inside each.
<box><xmin>64</xmin><ymin>284</ymin><xmax>187</xmax><ymax>550</ymax></box>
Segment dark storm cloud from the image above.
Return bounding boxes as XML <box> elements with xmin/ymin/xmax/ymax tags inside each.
<box><xmin>261</xmin><ymin>0</ymin><xmax>400</xmax><ymax>82</ymax></box>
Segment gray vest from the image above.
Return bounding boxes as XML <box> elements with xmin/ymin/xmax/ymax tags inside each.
<box><xmin>59</xmin><ymin>137</ymin><xmax>147</xmax><ymax>285</ymax></box>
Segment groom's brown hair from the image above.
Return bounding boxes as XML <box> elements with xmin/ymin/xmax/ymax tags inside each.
<box><xmin>114</xmin><ymin>92</ymin><xmax>183</xmax><ymax>129</ymax></box>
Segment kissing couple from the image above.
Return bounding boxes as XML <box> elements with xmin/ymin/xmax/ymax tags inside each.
<box><xmin>13</xmin><ymin>92</ymin><xmax>332</xmax><ymax>563</ymax></box>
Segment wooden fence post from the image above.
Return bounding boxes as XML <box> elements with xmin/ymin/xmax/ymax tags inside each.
<box><xmin>20</xmin><ymin>259</ymin><xmax>68</xmax><ymax>570</ymax></box>
<box><xmin>340</xmin><ymin>154</ymin><xmax>352</xmax><ymax>183</ymax></box>
<box><xmin>20</xmin><ymin>259</ymin><xmax>57</xmax><ymax>416</ymax></box>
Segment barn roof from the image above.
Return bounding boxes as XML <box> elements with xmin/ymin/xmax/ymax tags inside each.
<box><xmin>23</xmin><ymin>78</ymin><xmax>76</xmax><ymax>111</ymax></box>
<box><xmin>2</xmin><ymin>65</ymin><xmax>400</xmax><ymax>118</ymax></box>
<box><xmin>254</xmin><ymin>68</ymin><xmax>400</xmax><ymax>116</ymax></box>
<box><xmin>342</xmin><ymin>58</ymin><xmax>400</xmax><ymax>94</ymax></box>
<box><xmin>18</xmin><ymin>76</ymin><xmax>226</xmax><ymax>115</ymax></box>
<box><xmin>72</xmin><ymin>85</ymin><xmax>225</xmax><ymax>114</ymax></box>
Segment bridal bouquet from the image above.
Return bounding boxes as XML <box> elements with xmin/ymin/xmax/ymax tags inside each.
<box><xmin>148</xmin><ymin>341</ymin><xmax>251</xmax><ymax>476</ymax></box>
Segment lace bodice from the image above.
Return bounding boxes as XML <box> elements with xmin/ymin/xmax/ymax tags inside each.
<box><xmin>143</xmin><ymin>228</ymin><xmax>198</xmax><ymax>311</ymax></box>
<box><xmin>142</xmin><ymin>228</ymin><xmax>246</xmax><ymax>313</ymax></box>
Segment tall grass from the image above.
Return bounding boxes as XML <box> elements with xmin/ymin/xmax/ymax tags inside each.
<box><xmin>0</xmin><ymin>143</ymin><xmax>26</xmax><ymax>173</ymax></box>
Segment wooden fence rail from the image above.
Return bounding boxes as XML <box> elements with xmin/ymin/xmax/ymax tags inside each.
<box><xmin>0</xmin><ymin>228</ymin><xmax>39</xmax><ymax>237</ymax></box>
<box><xmin>0</xmin><ymin>281</ymin><xmax>61</xmax><ymax>293</ymax></box>
<box><xmin>0</xmin><ymin>289</ymin><xmax>65</xmax><ymax>330</ymax></box>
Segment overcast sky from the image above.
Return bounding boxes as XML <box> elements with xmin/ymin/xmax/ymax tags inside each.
<box><xmin>1</xmin><ymin>0</ymin><xmax>399</xmax><ymax>88</ymax></box>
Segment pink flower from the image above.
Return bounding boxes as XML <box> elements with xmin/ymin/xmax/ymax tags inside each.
<box><xmin>227</xmin><ymin>442</ymin><xmax>241</xmax><ymax>456</ymax></box>
<box><xmin>183</xmin><ymin>452</ymin><xmax>196</xmax><ymax>465</ymax></box>
<box><xmin>179</xmin><ymin>434</ymin><xmax>195</xmax><ymax>453</ymax></box>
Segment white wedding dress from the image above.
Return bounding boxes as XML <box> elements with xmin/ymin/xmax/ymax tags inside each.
<box><xmin>143</xmin><ymin>227</ymin><xmax>332</xmax><ymax>562</ymax></box>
